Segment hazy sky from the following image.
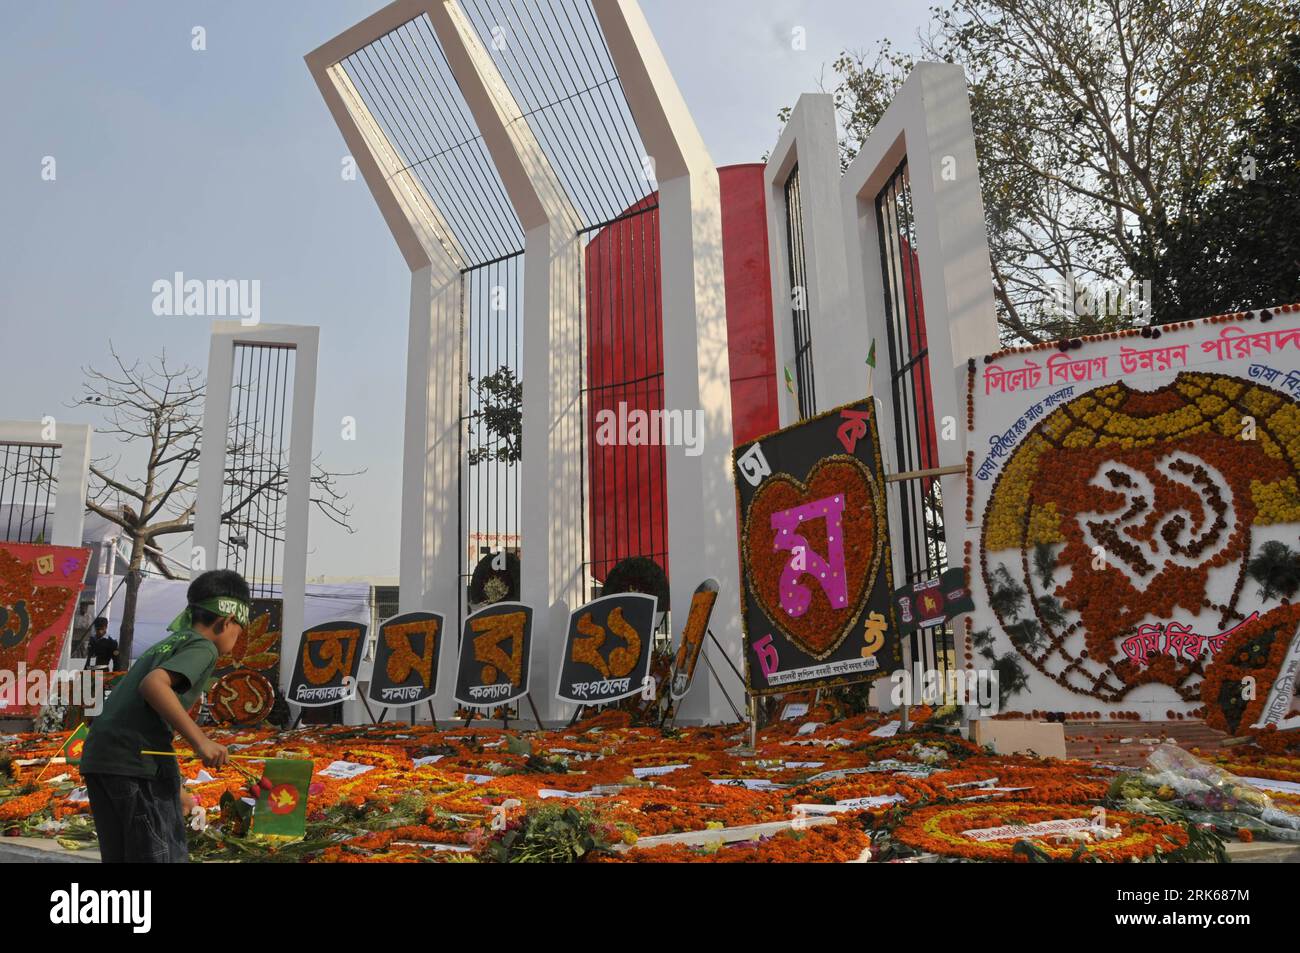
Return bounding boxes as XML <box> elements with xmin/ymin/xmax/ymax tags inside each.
<box><xmin>0</xmin><ymin>0</ymin><xmax>933</xmax><ymax>579</ymax></box>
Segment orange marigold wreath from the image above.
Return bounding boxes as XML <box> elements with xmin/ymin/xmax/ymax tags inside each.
<box><xmin>892</xmin><ymin>802</ymin><xmax>1189</xmax><ymax>862</ymax></box>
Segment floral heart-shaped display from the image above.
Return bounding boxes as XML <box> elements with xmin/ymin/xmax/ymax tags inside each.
<box><xmin>743</xmin><ymin>455</ymin><xmax>883</xmax><ymax>660</ymax></box>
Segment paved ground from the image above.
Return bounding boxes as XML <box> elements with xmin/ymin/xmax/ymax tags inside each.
<box><xmin>0</xmin><ymin>837</ymin><xmax>99</xmax><ymax>863</ymax></box>
<box><xmin>1064</xmin><ymin>719</ymin><xmax>1233</xmax><ymax>768</ymax></box>
<box><xmin>3</xmin><ymin>834</ymin><xmax>1293</xmax><ymax>863</ymax></box>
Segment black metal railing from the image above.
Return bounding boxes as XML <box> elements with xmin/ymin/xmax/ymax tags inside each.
<box><xmin>221</xmin><ymin>343</ymin><xmax>296</xmax><ymax>598</ymax></box>
<box><xmin>0</xmin><ymin>443</ymin><xmax>59</xmax><ymax>543</ymax></box>
<box><xmin>874</xmin><ymin>159</ymin><xmax>955</xmax><ymax>693</ymax></box>
<box><xmin>785</xmin><ymin>165</ymin><xmax>817</xmax><ymax>419</ymax></box>
<box><xmin>579</xmin><ymin>202</ymin><xmax>672</xmax><ymax>647</ymax></box>
<box><xmin>459</xmin><ymin>251</ymin><xmax>524</xmax><ymax>624</ymax></box>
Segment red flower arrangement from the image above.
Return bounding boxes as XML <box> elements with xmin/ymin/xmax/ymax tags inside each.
<box><xmin>1200</xmin><ymin>602</ymin><xmax>1300</xmax><ymax>736</ymax></box>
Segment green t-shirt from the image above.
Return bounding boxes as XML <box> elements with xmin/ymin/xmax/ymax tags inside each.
<box><xmin>80</xmin><ymin>628</ymin><xmax>219</xmax><ymax>779</ymax></box>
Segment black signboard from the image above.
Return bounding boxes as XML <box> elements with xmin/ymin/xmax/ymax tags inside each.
<box><xmin>732</xmin><ymin>398</ymin><xmax>901</xmax><ymax>695</ymax></box>
<box><xmin>892</xmin><ymin>568</ymin><xmax>974</xmax><ymax>634</ymax></box>
<box><xmin>287</xmin><ymin>620</ymin><xmax>367</xmax><ymax>708</ymax></box>
<box><xmin>669</xmin><ymin>579</ymin><xmax>720</xmax><ymax>700</ymax></box>
<box><xmin>213</xmin><ymin>597</ymin><xmax>282</xmax><ymax>683</ymax></box>
<box><xmin>366</xmin><ymin>611</ymin><xmax>444</xmax><ymax>708</ymax></box>
<box><xmin>555</xmin><ymin>593</ymin><xmax>656</xmax><ymax>705</ymax></box>
<box><xmin>453</xmin><ymin>602</ymin><xmax>533</xmax><ymax>707</ymax></box>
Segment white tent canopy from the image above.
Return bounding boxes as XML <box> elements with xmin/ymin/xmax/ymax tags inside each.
<box><xmin>92</xmin><ymin>576</ymin><xmax>372</xmax><ymax>660</ymax></box>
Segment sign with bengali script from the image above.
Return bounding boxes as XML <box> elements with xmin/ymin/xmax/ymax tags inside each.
<box><xmin>213</xmin><ymin>598</ymin><xmax>282</xmax><ymax>683</ymax></box>
<box><xmin>0</xmin><ymin>542</ymin><xmax>90</xmax><ymax>717</ymax></box>
<box><xmin>453</xmin><ymin>602</ymin><xmax>533</xmax><ymax>708</ymax></box>
<box><xmin>733</xmin><ymin>399</ymin><xmax>900</xmax><ymax>696</ymax></box>
<box><xmin>556</xmin><ymin>593</ymin><xmax>656</xmax><ymax>705</ymax></box>
<box><xmin>367</xmin><ymin>611</ymin><xmax>444</xmax><ymax>708</ymax></box>
<box><xmin>892</xmin><ymin>568</ymin><xmax>974</xmax><ymax>635</ymax></box>
<box><xmin>968</xmin><ymin>304</ymin><xmax>1300</xmax><ymax>719</ymax></box>
<box><xmin>286</xmin><ymin>620</ymin><xmax>366</xmax><ymax>708</ymax></box>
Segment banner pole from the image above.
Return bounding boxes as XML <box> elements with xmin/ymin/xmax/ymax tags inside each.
<box><xmin>525</xmin><ymin>693</ymin><xmax>544</xmax><ymax>730</ymax></box>
<box><xmin>705</xmin><ymin>629</ymin><xmax>744</xmax><ymax>684</ymax></box>
<box><xmin>701</xmin><ymin>650</ymin><xmax>744</xmax><ymax>722</ymax></box>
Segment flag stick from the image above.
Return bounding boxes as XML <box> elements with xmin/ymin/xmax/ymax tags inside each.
<box><xmin>140</xmin><ymin>749</ymin><xmax>267</xmax><ymax>762</ymax></box>
<box><xmin>35</xmin><ymin>723</ymin><xmax>85</xmax><ymax>783</ymax></box>
<box><xmin>140</xmin><ymin>749</ymin><xmax>264</xmax><ymax>783</ymax></box>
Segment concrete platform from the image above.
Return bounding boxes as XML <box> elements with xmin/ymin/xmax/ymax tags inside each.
<box><xmin>2</xmin><ymin>831</ymin><xmax>1294</xmax><ymax>863</ymax></box>
<box><xmin>0</xmin><ymin>836</ymin><xmax>99</xmax><ymax>863</ymax></box>
<box><xmin>1063</xmin><ymin>719</ymin><xmax>1233</xmax><ymax>767</ymax></box>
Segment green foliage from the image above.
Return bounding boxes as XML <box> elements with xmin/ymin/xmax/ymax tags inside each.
<box><xmin>1011</xmin><ymin>839</ymin><xmax>1053</xmax><ymax>862</ymax></box>
<box><xmin>1246</xmin><ymin>539</ymin><xmax>1300</xmax><ymax>602</ymax></box>
<box><xmin>467</xmin><ymin>366</ymin><xmax>522</xmax><ymax>465</ymax></box>
<box><xmin>482</xmin><ymin>804</ymin><xmax>620</xmax><ymax>863</ymax></box>
<box><xmin>781</xmin><ymin>0</ymin><xmax>1298</xmax><ymax>342</ymax></box>
<box><xmin>1032</xmin><ymin>543</ymin><xmax>1057</xmax><ymax>590</ymax></box>
<box><xmin>601</xmin><ymin>556</ymin><xmax>670</xmax><ymax>606</ymax></box>
<box><xmin>1036</xmin><ymin>594</ymin><xmax>1067</xmax><ymax>629</ymax></box>
<box><xmin>1005</xmin><ymin>618</ymin><xmax>1044</xmax><ymax>651</ymax></box>
<box><xmin>987</xmin><ymin>564</ymin><xmax>1026</xmax><ymax>618</ymax></box>
<box><xmin>1159</xmin><ymin>33</ymin><xmax>1300</xmax><ymax>322</ymax></box>
<box><xmin>968</xmin><ymin>627</ymin><xmax>1030</xmax><ymax>706</ymax></box>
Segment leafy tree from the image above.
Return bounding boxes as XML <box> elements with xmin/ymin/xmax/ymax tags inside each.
<box><xmin>781</xmin><ymin>0</ymin><xmax>1296</xmax><ymax>343</ymax></box>
<box><xmin>467</xmin><ymin>367</ymin><xmax>522</xmax><ymax>466</ymax></box>
<box><xmin>1158</xmin><ymin>32</ymin><xmax>1300</xmax><ymax>320</ymax></box>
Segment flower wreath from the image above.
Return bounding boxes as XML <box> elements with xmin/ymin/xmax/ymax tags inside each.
<box><xmin>468</xmin><ymin>551</ymin><xmax>521</xmax><ymax>605</ymax></box>
<box><xmin>892</xmin><ymin>802</ymin><xmax>1189</xmax><ymax>862</ymax></box>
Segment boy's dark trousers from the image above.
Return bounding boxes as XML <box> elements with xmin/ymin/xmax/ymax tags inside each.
<box><xmin>83</xmin><ymin>771</ymin><xmax>190</xmax><ymax>862</ymax></box>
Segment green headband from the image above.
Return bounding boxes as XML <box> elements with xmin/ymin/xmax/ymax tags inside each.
<box><xmin>166</xmin><ymin>596</ymin><xmax>251</xmax><ymax>635</ymax></box>
<box><xmin>196</xmin><ymin>596</ymin><xmax>250</xmax><ymax>626</ymax></box>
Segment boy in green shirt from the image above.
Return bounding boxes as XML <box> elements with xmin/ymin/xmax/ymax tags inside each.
<box><xmin>80</xmin><ymin>569</ymin><xmax>250</xmax><ymax>862</ymax></box>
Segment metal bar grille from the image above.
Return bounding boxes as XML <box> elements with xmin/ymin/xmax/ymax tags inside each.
<box><xmin>460</xmin><ymin>252</ymin><xmax>524</xmax><ymax>623</ymax></box>
<box><xmin>579</xmin><ymin>201</ymin><xmax>671</xmax><ymax>647</ymax></box>
<box><xmin>458</xmin><ymin>0</ymin><xmax>655</xmax><ymax>231</ymax></box>
<box><xmin>220</xmin><ymin>343</ymin><xmax>296</xmax><ymax>597</ymax></box>
<box><xmin>0</xmin><ymin>443</ymin><xmax>60</xmax><ymax>543</ymax></box>
<box><xmin>784</xmin><ymin>164</ymin><xmax>816</xmax><ymax>419</ymax></box>
<box><xmin>341</xmin><ymin>15</ymin><xmax>525</xmax><ymax>268</ymax></box>
<box><xmin>874</xmin><ymin>159</ymin><xmax>953</xmax><ymax>690</ymax></box>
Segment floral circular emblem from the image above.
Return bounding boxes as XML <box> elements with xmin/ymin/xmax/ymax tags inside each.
<box><xmin>981</xmin><ymin>372</ymin><xmax>1300</xmax><ymax>702</ymax></box>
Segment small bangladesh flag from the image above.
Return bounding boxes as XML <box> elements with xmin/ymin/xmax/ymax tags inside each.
<box><xmin>62</xmin><ymin>723</ymin><xmax>89</xmax><ymax>766</ymax></box>
<box><xmin>250</xmin><ymin>758</ymin><xmax>314</xmax><ymax>840</ymax></box>
<box><xmin>866</xmin><ymin>339</ymin><xmax>877</xmax><ymax>369</ymax></box>
<box><xmin>783</xmin><ymin>365</ymin><xmax>796</xmax><ymax>397</ymax></box>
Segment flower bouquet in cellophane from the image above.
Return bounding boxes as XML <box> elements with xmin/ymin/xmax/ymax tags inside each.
<box><xmin>1111</xmin><ymin>743</ymin><xmax>1300</xmax><ymax>842</ymax></box>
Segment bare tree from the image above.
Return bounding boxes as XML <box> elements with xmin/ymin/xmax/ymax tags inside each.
<box><xmin>71</xmin><ymin>346</ymin><xmax>360</xmax><ymax>665</ymax></box>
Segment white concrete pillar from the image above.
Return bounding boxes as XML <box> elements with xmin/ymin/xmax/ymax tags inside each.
<box><xmin>399</xmin><ymin>264</ymin><xmax>467</xmax><ymax>720</ymax></box>
<box><xmin>839</xmin><ymin>63</ymin><xmax>999</xmax><ymax>658</ymax></box>
<box><xmin>309</xmin><ymin>16</ymin><xmax>470</xmax><ymax>720</ymax></box>
<box><xmin>594</xmin><ymin>0</ymin><xmax>744</xmax><ymax>724</ymax></box>
<box><xmin>765</xmin><ymin>94</ymin><xmax>860</xmax><ymax>421</ymax></box>
<box><xmin>425</xmin><ymin>0</ymin><xmax>584</xmax><ymax>725</ymax></box>
<box><xmin>194</xmin><ymin>322</ymin><xmax>318</xmax><ymax>696</ymax></box>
